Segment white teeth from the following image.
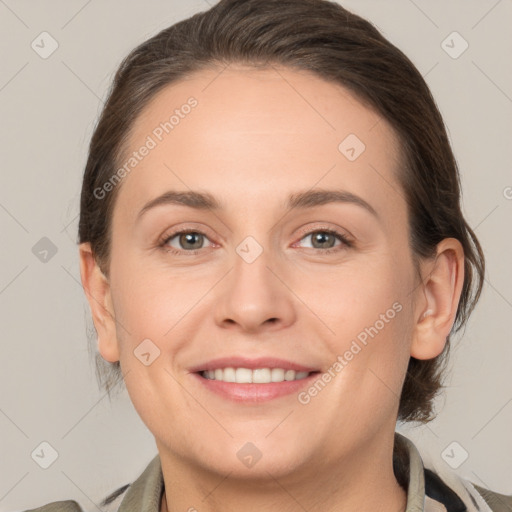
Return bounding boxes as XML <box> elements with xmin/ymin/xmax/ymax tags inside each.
<box><xmin>223</xmin><ymin>367</ymin><xmax>236</xmax><ymax>382</ymax></box>
<box><xmin>201</xmin><ymin>367</ymin><xmax>311</xmax><ymax>383</ymax></box>
<box><xmin>271</xmin><ymin>368</ymin><xmax>285</xmax><ymax>382</ymax></box>
<box><xmin>285</xmin><ymin>369</ymin><xmax>296</xmax><ymax>381</ymax></box>
<box><xmin>235</xmin><ymin>368</ymin><xmax>252</xmax><ymax>383</ymax></box>
<box><xmin>253</xmin><ymin>368</ymin><xmax>271</xmax><ymax>383</ymax></box>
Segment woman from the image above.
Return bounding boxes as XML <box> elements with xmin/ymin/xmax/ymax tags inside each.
<box><xmin>25</xmin><ymin>0</ymin><xmax>510</xmax><ymax>511</ymax></box>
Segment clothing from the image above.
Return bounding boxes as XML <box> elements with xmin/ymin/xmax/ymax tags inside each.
<box><xmin>24</xmin><ymin>432</ymin><xmax>511</xmax><ymax>512</ymax></box>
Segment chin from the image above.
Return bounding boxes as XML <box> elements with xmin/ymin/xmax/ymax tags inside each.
<box><xmin>199</xmin><ymin>440</ymin><xmax>312</xmax><ymax>481</ymax></box>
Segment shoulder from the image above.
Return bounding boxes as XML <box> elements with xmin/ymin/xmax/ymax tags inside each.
<box><xmin>20</xmin><ymin>488</ymin><xmax>128</xmax><ymax>512</ymax></box>
<box><xmin>423</xmin><ymin>460</ymin><xmax>512</xmax><ymax>512</ymax></box>
<box><xmin>397</xmin><ymin>432</ymin><xmax>511</xmax><ymax>512</ymax></box>
<box><xmin>20</xmin><ymin>454</ymin><xmax>160</xmax><ymax>512</ymax></box>
<box><xmin>472</xmin><ymin>483</ymin><xmax>512</xmax><ymax>512</ymax></box>
<box><xmin>424</xmin><ymin>467</ymin><xmax>512</xmax><ymax>512</ymax></box>
<box><xmin>23</xmin><ymin>500</ymin><xmax>83</xmax><ymax>512</ymax></box>
<box><xmin>20</xmin><ymin>484</ymin><xmax>130</xmax><ymax>512</ymax></box>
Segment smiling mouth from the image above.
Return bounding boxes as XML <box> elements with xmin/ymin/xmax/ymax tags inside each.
<box><xmin>198</xmin><ymin>367</ymin><xmax>321</xmax><ymax>384</ymax></box>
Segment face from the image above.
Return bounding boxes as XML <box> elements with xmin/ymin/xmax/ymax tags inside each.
<box><xmin>87</xmin><ymin>66</ymin><xmax>429</xmax><ymax>479</ymax></box>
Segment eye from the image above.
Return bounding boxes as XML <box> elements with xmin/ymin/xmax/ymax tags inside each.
<box><xmin>295</xmin><ymin>228</ymin><xmax>353</xmax><ymax>253</ymax></box>
<box><xmin>159</xmin><ymin>229</ymin><xmax>214</xmax><ymax>255</ymax></box>
<box><xmin>158</xmin><ymin>226</ymin><xmax>353</xmax><ymax>256</ymax></box>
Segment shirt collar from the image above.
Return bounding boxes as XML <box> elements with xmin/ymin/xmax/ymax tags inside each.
<box><xmin>115</xmin><ymin>432</ymin><xmax>435</xmax><ymax>512</ymax></box>
<box><xmin>395</xmin><ymin>431</ymin><xmax>429</xmax><ymax>511</ymax></box>
<box><xmin>117</xmin><ymin>452</ymin><xmax>163</xmax><ymax>512</ymax></box>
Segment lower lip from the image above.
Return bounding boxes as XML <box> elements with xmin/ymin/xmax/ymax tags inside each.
<box><xmin>191</xmin><ymin>372</ymin><xmax>320</xmax><ymax>403</ymax></box>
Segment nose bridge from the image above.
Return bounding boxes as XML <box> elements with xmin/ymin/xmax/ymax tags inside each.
<box><xmin>213</xmin><ymin>232</ymin><xmax>296</xmax><ymax>331</ymax></box>
<box><xmin>235</xmin><ymin>235</ymin><xmax>276</xmax><ymax>289</ymax></box>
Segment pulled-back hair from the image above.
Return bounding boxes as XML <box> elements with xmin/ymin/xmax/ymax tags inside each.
<box><xmin>79</xmin><ymin>0</ymin><xmax>485</xmax><ymax>424</ymax></box>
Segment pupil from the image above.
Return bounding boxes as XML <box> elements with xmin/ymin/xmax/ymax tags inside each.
<box><xmin>181</xmin><ymin>232</ymin><xmax>203</xmax><ymax>249</ymax></box>
<box><xmin>314</xmin><ymin>232</ymin><xmax>334</xmax><ymax>248</ymax></box>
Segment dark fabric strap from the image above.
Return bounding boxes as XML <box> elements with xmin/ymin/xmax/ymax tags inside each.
<box><xmin>424</xmin><ymin>468</ymin><xmax>467</xmax><ymax>512</ymax></box>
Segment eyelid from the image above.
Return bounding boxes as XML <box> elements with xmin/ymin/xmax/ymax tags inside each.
<box><xmin>293</xmin><ymin>223</ymin><xmax>354</xmax><ymax>245</ymax></box>
<box><xmin>158</xmin><ymin>223</ymin><xmax>215</xmax><ymax>244</ymax></box>
<box><xmin>157</xmin><ymin>226</ymin><xmax>218</xmax><ymax>256</ymax></box>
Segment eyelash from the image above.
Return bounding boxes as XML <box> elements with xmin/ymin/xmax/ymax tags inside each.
<box><xmin>158</xmin><ymin>226</ymin><xmax>353</xmax><ymax>256</ymax></box>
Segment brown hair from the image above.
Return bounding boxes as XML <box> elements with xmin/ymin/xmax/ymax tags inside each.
<box><xmin>79</xmin><ymin>0</ymin><xmax>485</xmax><ymax>423</ymax></box>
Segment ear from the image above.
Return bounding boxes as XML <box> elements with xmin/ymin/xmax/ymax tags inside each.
<box><xmin>411</xmin><ymin>238</ymin><xmax>465</xmax><ymax>360</ymax></box>
<box><xmin>79</xmin><ymin>242</ymin><xmax>120</xmax><ymax>363</ymax></box>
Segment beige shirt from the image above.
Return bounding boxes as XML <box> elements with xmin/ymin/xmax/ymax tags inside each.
<box><xmin>25</xmin><ymin>432</ymin><xmax>511</xmax><ymax>512</ymax></box>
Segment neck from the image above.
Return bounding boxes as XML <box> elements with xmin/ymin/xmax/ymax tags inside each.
<box><xmin>158</xmin><ymin>433</ymin><xmax>407</xmax><ymax>512</ymax></box>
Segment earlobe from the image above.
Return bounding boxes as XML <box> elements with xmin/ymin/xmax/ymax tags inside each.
<box><xmin>410</xmin><ymin>238</ymin><xmax>465</xmax><ymax>360</ymax></box>
<box><xmin>78</xmin><ymin>243</ymin><xmax>120</xmax><ymax>363</ymax></box>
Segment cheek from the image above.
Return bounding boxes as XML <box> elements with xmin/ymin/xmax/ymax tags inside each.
<box><xmin>316</xmin><ymin>256</ymin><xmax>413</xmax><ymax>381</ymax></box>
<box><xmin>110</xmin><ymin>262</ymin><xmax>219</xmax><ymax>381</ymax></box>
<box><xmin>111</xmin><ymin>258</ymin><xmax>199</xmax><ymax>335</ymax></box>
<box><xmin>309</xmin><ymin>258</ymin><xmax>407</xmax><ymax>332</ymax></box>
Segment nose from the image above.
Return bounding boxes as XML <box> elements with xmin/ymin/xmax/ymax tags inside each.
<box><xmin>213</xmin><ymin>243</ymin><xmax>297</xmax><ymax>334</ymax></box>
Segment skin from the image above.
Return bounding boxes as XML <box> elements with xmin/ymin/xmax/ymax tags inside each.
<box><xmin>79</xmin><ymin>65</ymin><xmax>465</xmax><ymax>512</ymax></box>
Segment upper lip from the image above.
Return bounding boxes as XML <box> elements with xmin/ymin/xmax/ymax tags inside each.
<box><xmin>189</xmin><ymin>356</ymin><xmax>320</xmax><ymax>373</ymax></box>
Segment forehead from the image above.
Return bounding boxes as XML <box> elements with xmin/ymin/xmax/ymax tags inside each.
<box><xmin>115</xmin><ymin>65</ymin><xmax>404</xmax><ymax>223</ymax></box>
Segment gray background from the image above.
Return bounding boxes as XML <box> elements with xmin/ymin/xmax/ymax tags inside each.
<box><xmin>0</xmin><ymin>0</ymin><xmax>511</xmax><ymax>510</ymax></box>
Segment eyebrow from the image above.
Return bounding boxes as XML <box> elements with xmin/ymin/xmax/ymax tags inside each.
<box><xmin>136</xmin><ymin>188</ymin><xmax>379</xmax><ymax>221</ymax></box>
